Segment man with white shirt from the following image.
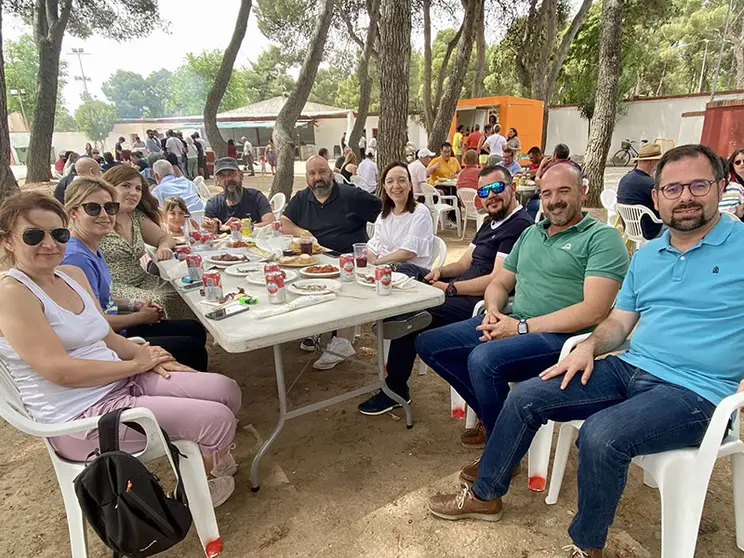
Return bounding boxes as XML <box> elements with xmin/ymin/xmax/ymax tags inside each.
<box><xmin>368</xmin><ymin>129</ymin><xmax>378</xmax><ymax>155</ymax></box>
<box><xmin>152</xmin><ymin>160</ymin><xmax>205</xmax><ymax>214</ymax></box>
<box><xmin>408</xmin><ymin>148</ymin><xmax>436</xmax><ymax>193</ymax></box>
<box><xmin>358</xmin><ymin>130</ymin><xmax>367</xmax><ymax>161</ymax></box>
<box><xmin>357</xmin><ymin>149</ymin><xmax>378</xmax><ymax>193</ymax></box>
<box><xmin>240</xmin><ymin>136</ymin><xmax>255</xmax><ymax>176</ymax></box>
<box><xmin>484</xmin><ymin>123</ymin><xmax>507</xmax><ymax>159</ymax></box>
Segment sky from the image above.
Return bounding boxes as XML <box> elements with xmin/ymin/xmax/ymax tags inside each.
<box><xmin>2</xmin><ymin>0</ymin><xmax>270</xmax><ymax>112</ymax></box>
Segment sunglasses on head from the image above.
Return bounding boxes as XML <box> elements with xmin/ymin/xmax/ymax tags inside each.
<box><xmin>81</xmin><ymin>202</ymin><xmax>120</xmax><ymax>216</ymax></box>
<box><xmin>477</xmin><ymin>181</ymin><xmax>508</xmax><ymax>198</ymax></box>
<box><xmin>20</xmin><ymin>228</ymin><xmax>70</xmax><ymax>246</ymax></box>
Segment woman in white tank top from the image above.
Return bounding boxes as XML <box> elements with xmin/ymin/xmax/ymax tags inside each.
<box><xmin>0</xmin><ymin>191</ymin><xmax>241</xmax><ymax>508</ymax></box>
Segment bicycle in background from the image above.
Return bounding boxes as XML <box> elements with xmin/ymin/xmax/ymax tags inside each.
<box><xmin>613</xmin><ymin>138</ymin><xmax>649</xmax><ymax>166</ymax></box>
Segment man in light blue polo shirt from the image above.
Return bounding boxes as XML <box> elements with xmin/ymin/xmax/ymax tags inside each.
<box><xmin>426</xmin><ymin>144</ymin><xmax>744</xmax><ymax>558</ymax></box>
<box><xmin>151</xmin><ymin>159</ymin><xmax>204</xmax><ymax>214</ymax></box>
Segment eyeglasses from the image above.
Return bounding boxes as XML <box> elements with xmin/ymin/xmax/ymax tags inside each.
<box><xmin>81</xmin><ymin>202</ymin><xmax>120</xmax><ymax>216</ymax></box>
<box><xmin>19</xmin><ymin>228</ymin><xmax>70</xmax><ymax>246</ymax></box>
<box><xmin>477</xmin><ymin>181</ymin><xmax>508</xmax><ymax>198</ymax></box>
<box><xmin>659</xmin><ymin>179</ymin><xmax>717</xmax><ymax>200</ymax></box>
<box><xmin>734</xmin><ymin>159</ymin><xmax>744</xmax><ymax>166</ymax></box>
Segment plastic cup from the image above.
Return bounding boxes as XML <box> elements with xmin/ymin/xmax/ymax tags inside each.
<box><xmin>353</xmin><ymin>243</ymin><xmax>368</xmax><ymax>268</ymax></box>
<box><xmin>299</xmin><ymin>237</ymin><xmax>314</xmax><ymax>255</ymax></box>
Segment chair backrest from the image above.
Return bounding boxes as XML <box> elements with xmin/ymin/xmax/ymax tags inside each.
<box><xmin>350</xmin><ymin>175</ymin><xmax>366</xmax><ymax>189</ymax></box>
<box><xmin>615</xmin><ymin>203</ymin><xmax>658</xmax><ymax>243</ymax></box>
<box><xmin>366</xmin><ymin>222</ymin><xmax>375</xmax><ymax>239</ymax></box>
<box><xmin>600</xmin><ymin>189</ymin><xmax>617</xmax><ymax>212</ymax></box>
<box><xmin>535</xmin><ymin>201</ymin><xmax>544</xmax><ymax>224</ymax></box>
<box><xmin>334</xmin><ymin>173</ymin><xmax>350</xmax><ymax>185</ymax></box>
<box><xmin>457</xmin><ymin>188</ymin><xmax>478</xmax><ymax>216</ymax></box>
<box><xmin>419</xmin><ymin>183</ymin><xmax>440</xmax><ymax>206</ymax></box>
<box><xmin>190</xmin><ymin>209</ymin><xmax>205</xmax><ymax>225</ymax></box>
<box><xmin>270</xmin><ymin>192</ymin><xmax>286</xmax><ymax>214</ymax></box>
<box><xmin>430</xmin><ymin>235</ymin><xmax>448</xmax><ymax>268</ymax></box>
<box><xmin>193</xmin><ymin>176</ymin><xmax>210</xmax><ymax>200</ymax></box>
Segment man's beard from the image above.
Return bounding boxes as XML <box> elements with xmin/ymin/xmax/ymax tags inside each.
<box><xmin>546</xmin><ymin>200</ymin><xmax>578</xmax><ymax>226</ymax></box>
<box><xmin>668</xmin><ymin>202</ymin><xmax>711</xmax><ymax>231</ymax></box>
<box><xmin>310</xmin><ymin>178</ymin><xmax>333</xmax><ymax>197</ymax></box>
<box><xmin>485</xmin><ymin>194</ymin><xmax>509</xmax><ymax>221</ymax></box>
<box><xmin>224</xmin><ymin>181</ymin><xmax>243</xmax><ymax>204</ymax></box>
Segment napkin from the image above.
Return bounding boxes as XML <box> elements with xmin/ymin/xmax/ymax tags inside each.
<box><xmin>253</xmin><ymin>294</ymin><xmax>336</xmax><ymax>319</ymax></box>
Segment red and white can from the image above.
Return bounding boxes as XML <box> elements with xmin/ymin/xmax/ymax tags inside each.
<box><xmin>200</xmin><ymin>232</ymin><xmax>215</xmax><ymax>251</ymax></box>
<box><xmin>339</xmin><ymin>254</ymin><xmax>355</xmax><ymax>282</ymax></box>
<box><xmin>375</xmin><ymin>265</ymin><xmax>392</xmax><ymax>296</ymax></box>
<box><xmin>185</xmin><ymin>254</ymin><xmax>203</xmax><ymax>282</ymax></box>
<box><xmin>271</xmin><ymin>221</ymin><xmax>281</xmax><ymax>233</ymax></box>
<box><xmin>203</xmin><ymin>271</ymin><xmax>223</xmax><ymax>302</ymax></box>
<box><xmin>174</xmin><ymin>245</ymin><xmax>191</xmax><ymax>261</ymax></box>
<box><xmin>229</xmin><ymin>220</ymin><xmax>242</xmax><ymax>242</ymax></box>
<box><xmin>265</xmin><ymin>271</ymin><xmax>287</xmax><ymax>304</ymax></box>
<box><xmin>263</xmin><ymin>263</ymin><xmax>280</xmax><ymax>276</ymax></box>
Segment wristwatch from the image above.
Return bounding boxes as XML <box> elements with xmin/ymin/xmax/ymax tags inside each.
<box><xmin>445</xmin><ymin>281</ymin><xmax>458</xmax><ymax>297</ymax></box>
<box><xmin>518</xmin><ymin>319</ymin><xmax>529</xmax><ymax>335</ymax></box>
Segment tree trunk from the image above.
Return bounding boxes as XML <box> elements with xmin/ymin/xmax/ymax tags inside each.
<box><xmin>270</xmin><ymin>0</ymin><xmax>335</xmax><ymax>198</ymax></box>
<box><xmin>471</xmin><ymin>0</ymin><xmax>486</xmax><ymax>98</ymax></box>
<box><xmin>727</xmin><ymin>19</ymin><xmax>744</xmax><ymax>89</ymax></box>
<box><xmin>427</xmin><ymin>0</ymin><xmax>479</xmax><ymax>151</ymax></box>
<box><xmin>583</xmin><ymin>0</ymin><xmax>624</xmax><ymax>208</ymax></box>
<box><xmin>422</xmin><ymin>0</ymin><xmax>434</xmax><ymax>132</ymax></box>
<box><xmin>0</xmin><ymin>0</ymin><xmax>19</xmax><ymax>199</ymax></box>
<box><xmin>348</xmin><ymin>0</ymin><xmax>381</xmax><ymax>153</ymax></box>
<box><xmin>204</xmin><ymin>0</ymin><xmax>252</xmax><ymax>159</ymax></box>
<box><xmin>26</xmin><ymin>0</ymin><xmax>72</xmax><ymax>184</ymax></box>
<box><xmin>377</xmin><ymin>0</ymin><xmax>412</xmax><ymax>184</ymax></box>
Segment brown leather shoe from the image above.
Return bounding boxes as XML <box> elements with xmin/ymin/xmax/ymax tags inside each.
<box><xmin>460</xmin><ymin>419</ymin><xmax>486</xmax><ymax>449</ymax></box>
<box><xmin>562</xmin><ymin>544</ymin><xmax>604</xmax><ymax>558</ymax></box>
<box><xmin>459</xmin><ymin>458</ymin><xmax>520</xmax><ymax>485</ymax></box>
<box><xmin>428</xmin><ymin>486</ymin><xmax>503</xmax><ymax>521</ymax></box>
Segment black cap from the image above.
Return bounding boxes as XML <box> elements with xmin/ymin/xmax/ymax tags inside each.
<box><xmin>214</xmin><ymin>157</ymin><xmax>240</xmax><ymax>174</ymax></box>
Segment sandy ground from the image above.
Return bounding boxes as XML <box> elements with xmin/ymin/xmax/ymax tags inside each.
<box><xmin>1</xmin><ymin>170</ymin><xmax>739</xmax><ymax>558</ymax></box>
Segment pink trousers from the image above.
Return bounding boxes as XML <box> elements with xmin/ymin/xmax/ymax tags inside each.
<box><xmin>50</xmin><ymin>371</ymin><xmax>242</xmax><ymax>461</ymax></box>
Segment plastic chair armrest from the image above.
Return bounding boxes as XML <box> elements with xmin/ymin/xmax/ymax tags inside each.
<box><xmin>473</xmin><ymin>300</ymin><xmax>485</xmax><ymax>317</ymax></box>
<box><xmin>696</xmin><ymin>391</ymin><xmax>744</xmax><ymax>463</ymax></box>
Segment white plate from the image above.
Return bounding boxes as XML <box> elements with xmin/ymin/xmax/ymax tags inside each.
<box><xmin>288</xmin><ymin>279</ymin><xmax>342</xmax><ymax>296</ymax></box>
<box><xmin>224</xmin><ymin>263</ymin><xmax>264</xmax><ymax>277</ymax></box>
<box><xmin>203</xmin><ymin>253</ymin><xmax>255</xmax><ymax>266</ymax></box>
<box><xmin>298</xmin><ymin>265</ymin><xmax>341</xmax><ymax>278</ymax></box>
<box><xmin>356</xmin><ymin>271</ymin><xmax>409</xmax><ymax>288</ymax></box>
<box><xmin>245</xmin><ymin>269</ymin><xmax>298</xmax><ymax>286</ymax></box>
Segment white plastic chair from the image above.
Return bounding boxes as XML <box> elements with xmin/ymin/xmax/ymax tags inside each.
<box><xmin>366</xmin><ymin>222</ymin><xmax>375</xmax><ymax>239</ymax></box>
<box><xmin>334</xmin><ymin>172</ymin><xmax>350</xmax><ymax>185</ymax></box>
<box><xmin>0</xmin><ymin>355</ymin><xmax>223</xmax><ymax>558</ymax></box>
<box><xmin>190</xmin><ymin>209</ymin><xmax>205</xmax><ymax>225</ymax></box>
<box><xmin>457</xmin><ymin>188</ymin><xmax>486</xmax><ymax>240</ymax></box>
<box><xmin>535</xmin><ymin>200</ymin><xmax>544</xmax><ymax>223</ymax></box>
<box><xmin>193</xmin><ymin>176</ymin><xmax>211</xmax><ymax>202</ymax></box>
<box><xmin>615</xmin><ymin>203</ymin><xmax>663</xmax><ymax>251</ymax></box>
<box><xmin>269</xmin><ymin>192</ymin><xmax>286</xmax><ymax>220</ymax></box>
<box><xmin>350</xmin><ymin>175</ymin><xmax>367</xmax><ymax>189</ymax></box>
<box><xmin>429</xmin><ymin>235</ymin><xmax>448</xmax><ymax>269</ymax></box>
<box><xmin>419</xmin><ymin>183</ymin><xmax>462</xmax><ymax>237</ymax></box>
<box><xmin>600</xmin><ymin>189</ymin><xmax>617</xmax><ymax>227</ymax></box>
<box><xmin>544</xmin><ymin>333</ymin><xmax>744</xmax><ymax>558</ymax></box>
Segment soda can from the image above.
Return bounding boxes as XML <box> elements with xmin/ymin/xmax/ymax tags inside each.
<box><xmin>375</xmin><ymin>265</ymin><xmax>393</xmax><ymax>296</ymax></box>
<box><xmin>185</xmin><ymin>254</ymin><xmax>203</xmax><ymax>282</ymax></box>
<box><xmin>271</xmin><ymin>221</ymin><xmax>281</xmax><ymax>233</ymax></box>
<box><xmin>203</xmin><ymin>271</ymin><xmax>223</xmax><ymax>303</ymax></box>
<box><xmin>339</xmin><ymin>254</ymin><xmax>355</xmax><ymax>282</ymax></box>
<box><xmin>266</xmin><ymin>271</ymin><xmax>287</xmax><ymax>304</ymax></box>
<box><xmin>263</xmin><ymin>263</ymin><xmax>280</xmax><ymax>276</ymax></box>
<box><xmin>229</xmin><ymin>220</ymin><xmax>242</xmax><ymax>242</ymax></box>
<box><xmin>174</xmin><ymin>245</ymin><xmax>191</xmax><ymax>261</ymax></box>
<box><xmin>200</xmin><ymin>232</ymin><xmax>215</xmax><ymax>251</ymax></box>
<box><xmin>241</xmin><ymin>218</ymin><xmax>253</xmax><ymax>237</ymax></box>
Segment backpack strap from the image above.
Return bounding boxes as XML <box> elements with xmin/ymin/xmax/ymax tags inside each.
<box><xmin>97</xmin><ymin>408</ymin><xmax>146</xmax><ymax>454</ymax></box>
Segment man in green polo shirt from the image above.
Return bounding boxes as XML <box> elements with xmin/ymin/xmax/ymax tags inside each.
<box><xmin>416</xmin><ymin>163</ymin><xmax>629</xmax><ymax>456</ymax></box>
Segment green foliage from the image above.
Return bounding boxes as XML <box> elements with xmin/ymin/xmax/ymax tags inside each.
<box><xmin>74</xmin><ymin>98</ymin><xmax>116</xmax><ymax>142</ymax></box>
<box><xmin>244</xmin><ymin>46</ymin><xmax>296</xmax><ymax>102</ymax></box>
<box><xmin>102</xmin><ymin>70</ymin><xmax>162</xmax><ymax>119</ymax></box>
<box><xmin>255</xmin><ymin>0</ymin><xmax>316</xmax><ymax>55</ymax></box>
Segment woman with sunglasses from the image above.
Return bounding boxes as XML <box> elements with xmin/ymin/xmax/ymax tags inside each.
<box><xmin>99</xmin><ymin>165</ymin><xmax>187</xmax><ymax>319</ymax></box>
<box><xmin>366</xmin><ymin>162</ymin><xmax>434</xmax><ymax>267</ymax></box>
<box><xmin>62</xmin><ymin>178</ymin><xmax>208</xmax><ymax>370</ymax></box>
<box><xmin>0</xmin><ymin>191</ymin><xmax>241</xmax><ymax>507</ymax></box>
<box><xmin>720</xmin><ymin>148</ymin><xmax>744</xmax><ymax>219</ymax></box>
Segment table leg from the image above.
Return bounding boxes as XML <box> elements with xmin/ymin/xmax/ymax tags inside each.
<box><xmin>250</xmin><ymin>343</ymin><xmax>288</xmax><ymax>492</ymax></box>
<box><xmin>375</xmin><ymin>319</ymin><xmax>413</xmax><ymax>429</ymax></box>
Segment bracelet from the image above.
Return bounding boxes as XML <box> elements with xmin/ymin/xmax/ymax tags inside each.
<box><xmin>127</xmin><ymin>299</ymin><xmax>136</xmax><ymax>312</ymax></box>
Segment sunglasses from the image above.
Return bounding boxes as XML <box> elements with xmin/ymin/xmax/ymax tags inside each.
<box><xmin>81</xmin><ymin>202</ymin><xmax>120</xmax><ymax>216</ymax></box>
<box><xmin>20</xmin><ymin>228</ymin><xmax>70</xmax><ymax>246</ymax></box>
<box><xmin>734</xmin><ymin>159</ymin><xmax>744</xmax><ymax>166</ymax></box>
<box><xmin>477</xmin><ymin>181</ymin><xmax>508</xmax><ymax>198</ymax></box>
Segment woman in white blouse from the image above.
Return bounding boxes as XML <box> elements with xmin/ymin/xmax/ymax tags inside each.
<box><xmin>367</xmin><ymin>162</ymin><xmax>434</xmax><ymax>267</ymax></box>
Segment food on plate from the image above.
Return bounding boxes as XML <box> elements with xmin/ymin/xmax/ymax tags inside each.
<box><xmin>304</xmin><ymin>264</ymin><xmax>339</xmax><ymax>275</ymax></box>
<box><xmin>229</xmin><ymin>240</ymin><xmax>251</xmax><ymax>248</ymax></box>
<box><xmin>293</xmin><ymin>283</ymin><xmax>330</xmax><ymax>293</ymax></box>
<box><xmin>290</xmin><ymin>238</ymin><xmax>323</xmax><ymax>255</ymax></box>
<box><xmin>356</xmin><ymin>273</ymin><xmax>375</xmax><ymax>284</ymax></box>
<box><xmin>278</xmin><ymin>254</ymin><xmax>317</xmax><ymax>266</ymax></box>
<box><xmin>212</xmin><ymin>253</ymin><xmax>249</xmax><ymax>263</ymax></box>
<box><xmin>248</xmin><ymin>246</ymin><xmax>274</xmax><ymax>258</ymax></box>
<box><xmin>218</xmin><ymin>287</ymin><xmax>247</xmax><ymax>304</ymax></box>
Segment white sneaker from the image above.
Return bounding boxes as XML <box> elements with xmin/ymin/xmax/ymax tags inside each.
<box><xmin>313</xmin><ymin>337</ymin><xmax>356</xmax><ymax>370</ymax></box>
<box><xmin>211</xmin><ymin>446</ymin><xmax>237</xmax><ymax>477</ymax></box>
<box><xmin>208</xmin><ymin>476</ymin><xmax>235</xmax><ymax>508</ymax></box>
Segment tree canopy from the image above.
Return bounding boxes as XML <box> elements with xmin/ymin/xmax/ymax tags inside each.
<box><xmin>74</xmin><ymin>97</ymin><xmax>116</xmax><ymax>143</ymax></box>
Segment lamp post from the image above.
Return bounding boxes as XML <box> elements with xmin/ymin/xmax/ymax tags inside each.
<box><xmin>68</xmin><ymin>47</ymin><xmax>92</xmax><ymax>97</ymax></box>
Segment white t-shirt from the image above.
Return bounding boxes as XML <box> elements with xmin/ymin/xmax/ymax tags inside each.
<box><xmin>368</xmin><ymin>137</ymin><xmax>377</xmax><ymax>151</ymax></box>
<box><xmin>359</xmin><ymin>136</ymin><xmax>367</xmax><ymax>149</ymax></box>
<box><xmin>367</xmin><ymin>203</ymin><xmax>434</xmax><ymax>267</ymax></box>
<box><xmin>484</xmin><ymin>134</ymin><xmax>507</xmax><ymax>157</ymax></box>
<box><xmin>357</xmin><ymin>158</ymin><xmax>378</xmax><ymax>193</ymax></box>
<box><xmin>408</xmin><ymin>159</ymin><xmax>428</xmax><ymax>193</ymax></box>
<box><xmin>166</xmin><ymin>136</ymin><xmax>184</xmax><ymax>156</ymax></box>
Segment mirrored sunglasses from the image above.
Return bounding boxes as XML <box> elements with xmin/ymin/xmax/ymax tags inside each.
<box><xmin>477</xmin><ymin>181</ymin><xmax>507</xmax><ymax>198</ymax></box>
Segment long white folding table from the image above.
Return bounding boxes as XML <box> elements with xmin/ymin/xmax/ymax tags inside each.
<box><xmin>153</xmin><ymin>252</ymin><xmax>445</xmax><ymax>490</ymax></box>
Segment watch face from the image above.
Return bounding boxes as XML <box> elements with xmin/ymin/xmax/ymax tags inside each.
<box><xmin>518</xmin><ymin>321</ymin><xmax>528</xmax><ymax>334</ymax></box>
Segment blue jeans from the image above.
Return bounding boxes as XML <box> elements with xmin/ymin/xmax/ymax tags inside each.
<box><xmin>472</xmin><ymin>355</ymin><xmax>716</xmax><ymax>549</ymax></box>
<box><xmin>415</xmin><ymin>315</ymin><xmax>570</xmax><ymax>435</ymax></box>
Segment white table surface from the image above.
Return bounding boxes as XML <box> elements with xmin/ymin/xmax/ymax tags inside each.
<box><xmin>154</xmin><ymin>251</ymin><xmax>446</xmax><ymax>354</ymax></box>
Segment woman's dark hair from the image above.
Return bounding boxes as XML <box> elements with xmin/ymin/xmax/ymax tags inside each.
<box><xmin>654</xmin><ymin>144</ymin><xmax>725</xmax><ymax>189</ymax></box>
<box><xmin>103</xmin><ymin>152</ymin><xmax>115</xmax><ymax>164</ymax></box>
<box><xmin>727</xmin><ymin>147</ymin><xmax>744</xmax><ymax>185</ymax></box>
<box><xmin>380</xmin><ymin>162</ymin><xmax>416</xmax><ymax>218</ymax></box>
<box><xmin>509</xmin><ymin>127</ymin><xmax>518</xmax><ymax>137</ymax></box>
<box><xmin>102</xmin><ymin>165</ymin><xmax>162</xmax><ymax>226</ymax></box>
<box><xmin>457</xmin><ymin>124</ymin><xmax>464</xmax><ymax>132</ymax></box>
<box><xmin>227</xmin><ymin>139</ymin><xmax>235</xmax><ymax>145</ymax></box>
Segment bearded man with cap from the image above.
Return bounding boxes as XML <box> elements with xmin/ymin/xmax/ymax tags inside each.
<box><xmin>408</xmin><ymin>148</ymin><xmax>437</xmax><ymax>193</ymax></box>
<box><xmin>616</xmin><ymin>143</ymin><xmax>663</xmax><ymax>239</ymax></box>
<box><xmin>202</xmin><ymin>157</ymin><xmax>275</xmax><ymax>234</ymax></box>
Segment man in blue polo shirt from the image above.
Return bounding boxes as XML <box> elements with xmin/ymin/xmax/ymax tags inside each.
<box><xmin>427</xmin><ymin>144</ymin><xmax>744</xmax><ymax>558</ymax></box>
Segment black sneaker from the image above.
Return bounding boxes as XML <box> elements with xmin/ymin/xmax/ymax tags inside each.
<box><xmin>358</xmin><ymin>390</ymin><xmax>411</xmax><ymax>416</ymax></box>
<box><xmin>300</xmin><ymin>335</ymin><xmax>319</xmax><ymax>352</ymax></box>
<box><xmin>373</xmin><ymin>311</ymin><xmax>432</xmax><ymax>340</ymax></box>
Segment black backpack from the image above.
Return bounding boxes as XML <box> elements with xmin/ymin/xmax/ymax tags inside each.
<box><xmin>73</xmin><ymin>409</ymin><xmax>193</xmax><ymax>557</ymax></box>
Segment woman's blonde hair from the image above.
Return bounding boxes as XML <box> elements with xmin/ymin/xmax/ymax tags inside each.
<box><xmin>64</xmin><ymin>177</ymin><xmax>118</xmax><ymax>213</ymax></box>
<box><xmin>343</xmin><ymin>151</ymin><xmax>357</xmax><ymax>167</ymax></box>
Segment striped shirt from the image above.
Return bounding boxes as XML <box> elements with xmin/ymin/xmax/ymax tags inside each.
<box><xmin>719</xmin><ymin>181</ymin><xmax>744</xmax><ymax>214</ymax></box>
